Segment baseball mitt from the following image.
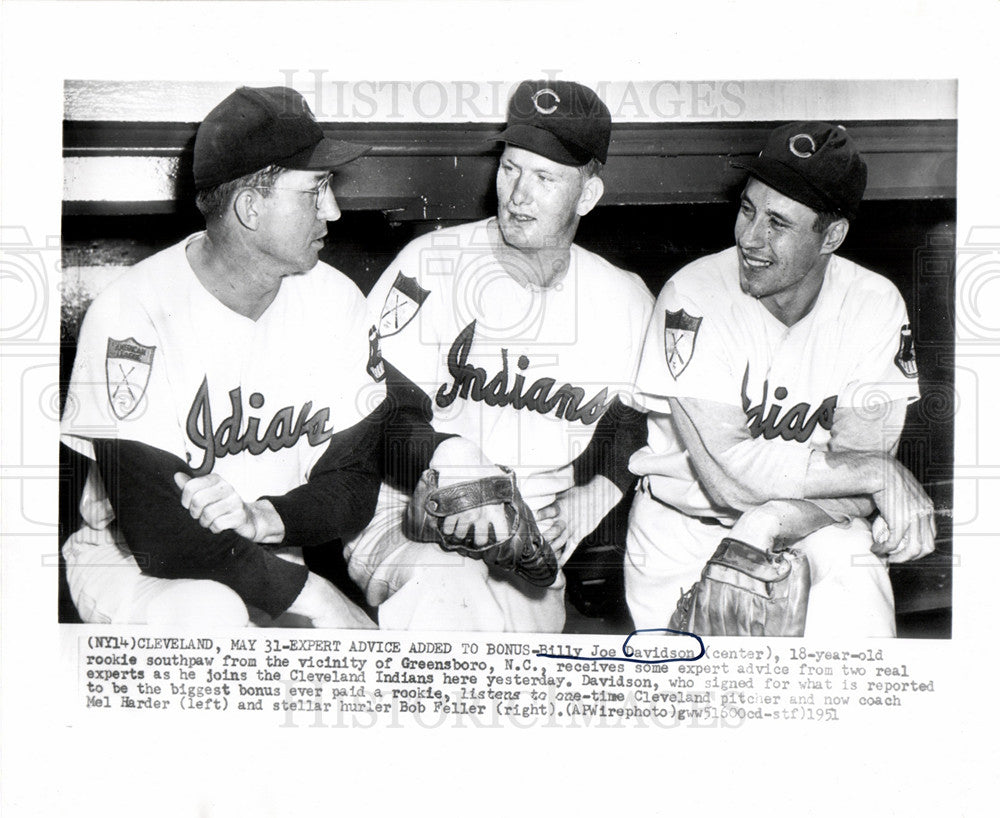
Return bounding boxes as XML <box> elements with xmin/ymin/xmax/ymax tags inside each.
<box><xmin>403</xmin><ymin>467</ymin><xmax>559</xmax><ymax>587</ymax></box>
<box><xmin>668</xmin><ymin>537</ymin><xmax>810</xmax><ymax>636</ymax></box>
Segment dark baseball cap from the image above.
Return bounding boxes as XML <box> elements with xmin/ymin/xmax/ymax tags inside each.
<box><xmin>732</xmin><ymin>121</ymin><xmax>868</xmax><ymax>219</ymax></box>
<box><xmin>193</xmin><ymin>86</ymin><xmax>371</xmax><ymax>190</ymax></box>
<box><xmin>495</xmin><ymin>80</ymin><xmax>611</xmax><ymax>166</ymax></box>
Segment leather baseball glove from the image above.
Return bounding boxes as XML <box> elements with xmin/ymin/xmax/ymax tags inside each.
<box><xmin>668</xmin><ymin>537</ymin><xmax>810</xmax><ymax>636</ymax></box>
<box><xmin>403</xmin><ymin>467</ymin><xmax>559</xmax><ymax>587</ymax></box>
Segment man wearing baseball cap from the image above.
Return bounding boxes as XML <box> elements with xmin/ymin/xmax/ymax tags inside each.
<box><xmin>353</xmin><ymin>80</ymin><xmax>654</xmax><ymax>631</ymax></box>
<box><xmin>626</xmin><ymin>121</ymin><xmax>935</xmax><ymax>637</ymax></box>
<box><xmin>61</xmin><ymin>86</ymin><xmax>391</xmax><ymax>627</ymax></box>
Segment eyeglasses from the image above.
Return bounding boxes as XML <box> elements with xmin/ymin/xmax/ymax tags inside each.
<box><xmin>252</xmin><ymin>174</ymin><xmax>333</xmax><ymax>211</ymax></box>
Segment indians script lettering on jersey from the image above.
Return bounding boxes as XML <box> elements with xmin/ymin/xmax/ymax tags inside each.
<box><xmin>185</xmin><ymin>376</ymin><xmax>334</xmax><ymax>475</ymax></box>
<box><xmin>435</xmin><ymin>320</ymin><xmax>616</xmax><ymax>425</ymax></box>
<box><xmin>740</xmin><ymin>364</ymin><xmax>837</xmax><ymax>443</ymax></box>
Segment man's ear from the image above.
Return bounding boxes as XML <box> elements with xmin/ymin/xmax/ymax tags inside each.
<box><xmin>820</xmin><ymin>218</ymin><xmax>849</xmax><ymax>255</ymax></box>
<box><xmin>576</xmin><ymin>175</ymin><xmax>605</xmax><ymax>217</ymax></box>
<box><xmin>232</xmin><ymin>189</ymin><xmax>261</xmax><ymax>230</ymax></box>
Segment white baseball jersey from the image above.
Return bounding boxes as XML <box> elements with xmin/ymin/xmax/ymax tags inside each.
<box><xmin>629</xmin><ymin>247</ymin><xmax>920</xmax><ymax>518</ymax></box>
<box><xmin>62</xmin><ymin>232</ymin><xmax>383</xmax><ymax>528</ymax></box>
<box><xmin>366</xmin><ymin>218</ymin><xmax>654</xmax><ymax>510</ymax></box>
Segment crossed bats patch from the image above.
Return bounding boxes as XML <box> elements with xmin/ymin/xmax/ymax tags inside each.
<box><xmin>367</xmin><ymin>272</ymin><xmax>431</xmax><ymax>382</ymax></box>
<box><xmin>378</xmin><ymin>272</ymin><xmax>430</xmax><ymax>338</ymax></box>
<box><xmin>663</xmin><ymin>308</ymin><xmax>702</xmax><ymax>379</ymax></box>
<box><xmin>106</xmin><ymin>337</ymin><xmax>155</xmax><ymax>419</ymax></box>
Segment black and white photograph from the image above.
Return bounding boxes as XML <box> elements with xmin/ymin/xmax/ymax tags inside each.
<box><xmin>1</xmin><ymin>1</ymin><xmax>996</xmax><ymax>816</ymax></box>
<box><xmin>57</xmin><ymin>78</ymin><xmax>955</xmax><ymax>639</ymax></box>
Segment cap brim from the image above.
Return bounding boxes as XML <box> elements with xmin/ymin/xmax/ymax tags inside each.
<box><xmin>285</xmin><ymin>137</ymin><xmax>371</xmax><ymax>170</ymax></box>
<box><xmin>494</xmin><ymin>123</ymin><xmax>589</xmax><ymax>166</ymax></box>
<box><xmin>731</xmin><ymin>156</ymin><xmax>839</xmax><ymax>216</ymax></box>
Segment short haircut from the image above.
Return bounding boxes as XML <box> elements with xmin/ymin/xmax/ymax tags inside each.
<box><xmin>194</xmin><ymin>164</ymin><xmax>285</xmax><ymax>223</ymax></box>
<box><xmin>579</xmin><ymin>157</ymin><xmax>604</xmax><ymax>180</ymax></box>
<box><xmin>812</xmin><ymin>209</ymin><xmax>843</xmax><ymax>234</ymax></box>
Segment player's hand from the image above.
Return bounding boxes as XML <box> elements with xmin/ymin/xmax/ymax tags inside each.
<box><xmin>174</xmin><ymin>472</ymin><xmax>281</xmax><ymax>542</ymax></box>
<box><xmin>729</xmin><ymin>501</ymin><xmax>786</xmax><ymax>551</ymax></box>
<box><xmin>536</xmin><ymin>477</ymin><xmax>622</xmax><ymax>566</ymax></box>
<box><xmin>439</xmin><ymin>504</ymin><xmax>513</xmax><ymax>547</ymax></box>
<box><xmin>430</xmin><ymin>437</ymin><xmax>511</xmax><ymax>547</ymax></box>
<box><xmin>870</xmin><ymin>458</ymin><xmax>936</xmax><ymax>563</ymax></box>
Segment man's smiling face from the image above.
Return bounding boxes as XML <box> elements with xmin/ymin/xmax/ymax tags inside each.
<box><xmin>734</xmin><ymin>178</ymin><xmax>829</xmax><ymax>305</ymax></box>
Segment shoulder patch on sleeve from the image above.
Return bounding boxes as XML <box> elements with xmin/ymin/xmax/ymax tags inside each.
<box><xmin>663</xmin><ymin>309</ymin><xmax>702</xmax><ymax>379</ymax></box>
<box><xmin>378</xmin><ymin>272</ymin><xmax>430</xmax><ymax>337</ymax></box>
<box><xmin>366</xmin><ymin>326</ymin><xmax>386</xmax><ymax>382</ymax></box>
<box><xmin>106</xmin><ymin>337</ymin><xmax>155</xmax><ymax>419</ymax></box>
<box><xmin>893</xmin><ymin>323</ymin><xmax>918</xmax><ymax>379</ymax></box>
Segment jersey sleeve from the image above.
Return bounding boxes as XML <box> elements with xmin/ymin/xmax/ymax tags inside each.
<box><xmin>571</xmin><ymin>398</ymin><xmax>647</xmax><ymax>492</ymax></box>
<box><xmin>365</xmin><ymin>239</ymin><xmax>443</xmax><ymax>398</ymax></box>
<box><xmin>263</xmin><ymin>405</ymin><xmax>383</xmax><ymax>548</ymax></box>
<box><xmin>840</xmin><ymin>283</ymin><xmax>921</xmax><ymax>408</ymax></box>
<box><xmin>380</xmin><ymin>362</ymin><xmax>457</xmax><ymax>492</ymax></box>
<box><xmin>92</xmin><ymin>438</ymin><xmax>308</xmax><ymax>617</ymax></box>
<box><xmin>571</xmin><ymin>272</ymin><xmax>653</xmax><ymax>491</ymax></box>
<box><xmin>634</xmin><ymin>272</ymin><xmax>740</xmax><ymax>411</ymax></box>
<box><xmin>61</xmin><ymin>289</ymin><xmax>187</xmax><ymax>461</ymax></box>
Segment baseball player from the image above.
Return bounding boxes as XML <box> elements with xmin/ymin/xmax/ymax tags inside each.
<box><xmin>626</xmin><ymin>121</ymin><xmax>935</xmax><ymax>638</ymax></box>
<box><xmin>61</xmin><ymin>86</ymin><xmax>394</xmax><ymax>628</ymax></box>
<box><xmin>355</xmin><ymin>80</ymin><xmax>655</xmax><ymax>632</ymax></box>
